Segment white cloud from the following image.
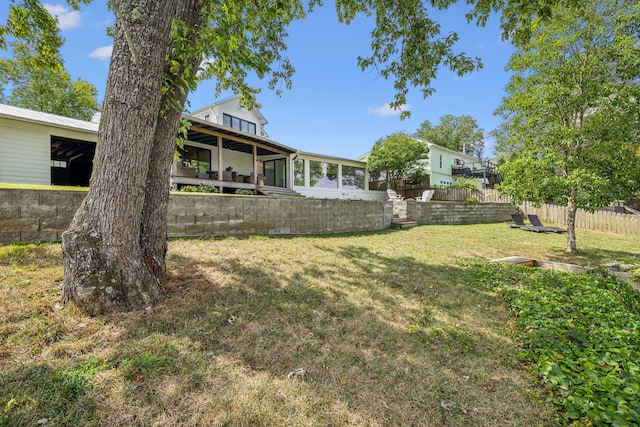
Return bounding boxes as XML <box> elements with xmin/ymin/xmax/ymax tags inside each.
<box><xmin>89</xmin><ymin>45</ymin><xmax>113</xmax><ymax>60</ymax></box>
<box><xmin>367</xmin><ymin>103</ymin><xmax>411</xmax><ymax>118</ymax></box>
<box><xmin>43</xmin><ymin>4</ymin><xmax>82</xmax><ymax>30</ymax></box>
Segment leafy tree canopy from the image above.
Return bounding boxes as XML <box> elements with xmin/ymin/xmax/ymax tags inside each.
<box><xmin>414</xmin><ymin>114</ymin><xmax>485</xmax><ymax>159</ymax></box>
<box><xmin>1</xmin><ymin>0</ymin><xmax>99</xmax><ymax>120</ymax></box>
<box><xmin>366</xmin><ymin>133</ymin><xmax>429</xmax><ymax>190</ymax></box>
<box><xmin>495</xmin><ymin>0</ymin><xmax>640</xmax><ymax>253</ymax></box>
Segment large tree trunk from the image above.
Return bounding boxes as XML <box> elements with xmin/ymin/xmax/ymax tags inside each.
<box><xmin>62</xmin><ymin>0</ymin><xmax>180</xmax><ymax>315</ymax></box>
<box><xmin>141</xmin><ymin>1</ymin><xmax>204</xmax><ymax>283</ymax></box>
<box><xmin>565</xmin><ymin>188</ymin><xmax>578</xmax><ymax>254</ymax></box>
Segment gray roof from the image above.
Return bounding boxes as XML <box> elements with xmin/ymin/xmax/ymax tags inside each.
<box><xmin>0</xmin><ymin>104</ymin><xmax>99</xmax><ymax>133</ymax></box>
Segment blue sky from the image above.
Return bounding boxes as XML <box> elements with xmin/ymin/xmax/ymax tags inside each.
<box><xmin>2</xmin><ymin>2</ymin><xmax>515</xmax><ymax>159</ymax></box>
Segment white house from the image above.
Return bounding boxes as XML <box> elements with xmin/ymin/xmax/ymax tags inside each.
<box><xmin>190</xmin><ymin>94</ymin><xmax>269</xmax><ymax>138</ymax></box>
<box><xmin>0</xmin><ymin>100</ymin><xmax>387</xmax><ymax>198</ymax></box>
<box><xmin>0</xmin><ymin>104</ymin><xmax>99</xmax><ymax>186</ymax></box>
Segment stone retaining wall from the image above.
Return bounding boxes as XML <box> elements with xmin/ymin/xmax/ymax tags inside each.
<box><xmin>0</xmin><ymin>189</ymin><xmax>393</xmax><ymax>242</ymax></box>
<box><xmin>0</xmin><ymin>189</ymin><xmax>515</xmax><ymax>243</ymax></box>
<box><xmin>407</xmin><ymin>201</ymin><xmax>515</xmax><ymax>225</ymax></box>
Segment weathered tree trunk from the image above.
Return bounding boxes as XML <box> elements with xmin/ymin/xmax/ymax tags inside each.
<box><xmin>566</xmin><ymin>188</ymin><xmax>578</xmax><ymax>254</ymax></box>
<box><xmin>62</xmin><ymin>0</ymin><xmax>180</xmax><ymax>314</ymax></box>
<box><xmin>141</xmin><ymin>1</ymin><xmax>205</xmax><ymax>283</ymax></box>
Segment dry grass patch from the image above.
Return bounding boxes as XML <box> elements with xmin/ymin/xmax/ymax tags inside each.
<box><xmin>1</xmin><ymin>224</ymin><xmax>638</xmax><ymax>426</ymax></box>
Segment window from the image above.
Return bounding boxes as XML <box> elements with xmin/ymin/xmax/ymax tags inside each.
<box><xmin>182</xmin><ymin>145</ymin><xmax>211</xmax><ymax>174</ymax></box>
<box><xmin>309</xmin><ymin>160</ymin><xmax>338</xmax><ymax>188</ymax></box>
<box><xmin>294</xmin><ymin>158</ymin><xmax>305</xmax><ymax>186</ymax></box>
<box><xmin>342</xmin><ymin>166</ymin><xmax>365</xmax><ymax>189</ymax></box>
<box><xmin>223</xmin><ymin>113</ymin><xmax>257</xmax><ymax>135</ymax></box>
<box><xmin>439</xmin><ymin>154</ymin><xmax>443</xmax><ymax>169</ymax></box>
<box><xmin>50</xmin><ymin>160</ymin><xmax>67</xmax><ymax>168</ymax></box>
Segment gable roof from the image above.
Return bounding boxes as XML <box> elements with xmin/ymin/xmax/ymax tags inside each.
<box><xmin>191</xmin><ymin>94</ymin><xmax>267</xmax><ymax>125</ymax></box>
<box><xmin>0</xmin><ymin>104</ymin><xmax>99</xmax><ymax>134</ymax></box>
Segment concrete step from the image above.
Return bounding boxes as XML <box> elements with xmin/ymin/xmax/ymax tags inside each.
<box><xmin>391</xmin><ymin>217</ymin><xmax>419</xmax><ymax>228</ymax></box>
<box><xmin>257</xmin><ymin>186</ymin><xmax>304</xmax><ymax>197</ymax></box>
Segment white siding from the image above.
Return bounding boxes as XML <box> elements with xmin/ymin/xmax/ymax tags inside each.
<box><xmin>218</xmin><ymin>99</ymin><xmax>261</xmax><ymax>125</ymax></box>
<box><xmin>0</xmin><ymin>117</ymin><xmax>97</xmax><ymax>184</ymax></box>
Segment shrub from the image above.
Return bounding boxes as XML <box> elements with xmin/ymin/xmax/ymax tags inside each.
<box><xmin>235</xmin><ymin>189</ymin><xmax>254</xmax><ymax>196</ymax></box>
<box><xmin>179</xmin><ymin>184</ymin><xmax>218</xmax><ymax>193</ymax></box>
<box><xmin>451</xmin><ymin>177</ymin><xmax>478</xmax><ymax>189</ymax></box>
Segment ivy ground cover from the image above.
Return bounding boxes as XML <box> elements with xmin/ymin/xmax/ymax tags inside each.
<box><xmin>476</xmin><ymin>263</ymin><xmax>640</xmax><ymax>426</ymax></box>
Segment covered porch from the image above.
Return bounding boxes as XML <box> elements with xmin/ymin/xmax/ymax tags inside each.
<box><xmin>172</xmin><ymin>116</ymin><xmax>298</xmax><ymax>194</ymax></box>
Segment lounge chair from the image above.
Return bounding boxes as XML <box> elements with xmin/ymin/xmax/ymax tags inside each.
<box><xmin>527</xmin><ymin>215</ymin><xmax>567</xmax><ymax>233</ymax></box>
<box><xmin>508</xmin><ymin>214</ymin><xmax>544</xmax><ymax>232</ymax></box>
<box><xmin>387</xmin><ymin>189</ymin><xmax>404</xmax><ymax>201</ymax></box>
<box><xmin>416</xmin><ymin>189</ymin><xmax>435</xmax><ymax>202</ymax></box>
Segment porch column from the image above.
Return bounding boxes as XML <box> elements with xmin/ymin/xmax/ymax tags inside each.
<box><xmin>217</xmin><ymin>135</ymin><xmax>223</xmax><ymax>192</ymax></box>
<box><xmin>252</xmin><ymin>144</ymin><xmax>258</xmax><ymax>184</ymax></box>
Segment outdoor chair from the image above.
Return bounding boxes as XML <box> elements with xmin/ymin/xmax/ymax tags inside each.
<box><xmin>415</xmin><ymin>189</ymin><xmax>435</xmax><ymax>202</ymax></box>
<box><xmin>507</xmin><ymin>214</ymin><xmax>544</xmax><ymax>232</ymax></box>
<box><xmin>527</xmin><ymin>215</ymin><xmax>567</xmax><ymax>233</ymax></box>
<box><xmin>508</xmin><ymin>214</ymin><xmax>528</xmax><ymax>228</ymax></box>
<box><xmin>387</xmin><ymin>189</ymin><xmax>404</xmax><ymax>201</ymax></box>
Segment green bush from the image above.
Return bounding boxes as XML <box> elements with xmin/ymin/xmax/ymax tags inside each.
<box><xmin>235</xmin><ymin>189</ymin><xmax>254</xmax><ymax>196</ymax></box>
<box><xmin>179</xmin><ymin>184</ymin><xmax>218</xmax><ymax>193</ymax></box>
<box><xmin>451</xmin><ymin>177</ymin><xmax>478</xmax><ymax>189</ymax></box>
<box><xmin>474</xmin><ymin>263</ymin><xmax>640</xmax><ymax>426</ymax></box>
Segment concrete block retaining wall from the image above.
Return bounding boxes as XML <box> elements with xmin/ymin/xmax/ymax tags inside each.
<box><xmin>0</xmin><ymin>189</ymin><xmax>514</xmax><ymax>243</ymax></box>
<box><xmin>407</xmin><ymin>201</ymin><xmax>515</xmax><ymax>225</ymax></box>
<box><xmin>0</xmin><ymin>189</ymin><xmax>393</xmax><ymax>243</ymax></box>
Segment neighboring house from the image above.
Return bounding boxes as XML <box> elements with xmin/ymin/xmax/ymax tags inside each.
<box><xmin>426</xmin><ymin>142</ymin><xmax>481</xmax><ymax>188</ymax></box>
<box><xmin>357</xmin><ymin>140</ymin><xmax>491</xmax><ymax>190</ymax></box>
<box><xmin>0</xmin><ymin>100</ymin><xmax>388</xmax><ymax>199</ymax></box>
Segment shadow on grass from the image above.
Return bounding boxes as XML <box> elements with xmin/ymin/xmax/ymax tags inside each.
<box><xmin>86</xmin><ymin>242</ymin><xmax>550</xmax><ymax>425</ymax></box>
<box><xmin>0</xmin><ymin>235</ymin><xmax>552</xmax><ymax>426</ymax></box>
<box><xmin>546</xmin><ymin>246</ymin><xmax>640</xmax><ymax>266</ymax></box>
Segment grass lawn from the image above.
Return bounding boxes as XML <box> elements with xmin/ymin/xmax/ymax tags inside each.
<box><xmin>1</xmin><ymin>224</ymin><xmax>638</xmax><ymax>426</ymax></box>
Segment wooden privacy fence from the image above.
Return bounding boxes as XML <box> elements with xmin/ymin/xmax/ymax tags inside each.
<box><xmin>520</xmin><ymin>202</ymin><xmax>640</xmax><ymax>236</ymax></box>
<box><xmin>432</xmin><ymin>188</ymin><xmax>511</xmax><ymax>203</ymax></box>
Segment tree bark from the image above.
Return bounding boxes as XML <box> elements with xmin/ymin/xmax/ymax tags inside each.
<box><xmin>141</xmin><ymin>0</ymin><xmax>205</xmax><ymax>283</ymax></box>
<box><xmin>62</xmin><ymin>0</ymin><xmax>180</xmax><ymax>315</ymax></box>
<box><xmin>566</xmin><ymin>187</ymin><xmax>578</xmax><ymax>254</ymax></box>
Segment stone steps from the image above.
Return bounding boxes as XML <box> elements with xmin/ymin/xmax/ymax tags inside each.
<box><xmin>391</xmin><ymin>217</ymin><xmax>419</xmax><ymax>228</ymax></box>
<box><xmin>257</xmin><ymin>185</ymin><xmax>303</xmax><ymax>197</ymax></box>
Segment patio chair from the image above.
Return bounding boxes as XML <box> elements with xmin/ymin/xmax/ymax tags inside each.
<box><xmin>508</xmin><ymin>214</ymin><xmax>528</xmax><ymax>228</ymax></box>
<box><xmin>387</xmin><ymin>189</ymin><xmax>404</xmax><ymax>201</ymax></box>
<box><xmin>527</xmin><ymin>215</ymin><xmax>567</xmax><ymax>233</ymax></box>
<box><xmin>415</xmin><ymin>189</ymin><xmax>435</xmax><ymax>202</ymax></box>
<box><xmin>507</xmin><ymin>214</ymin><xmax>544</xmax><ymax>232</ymax></box>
